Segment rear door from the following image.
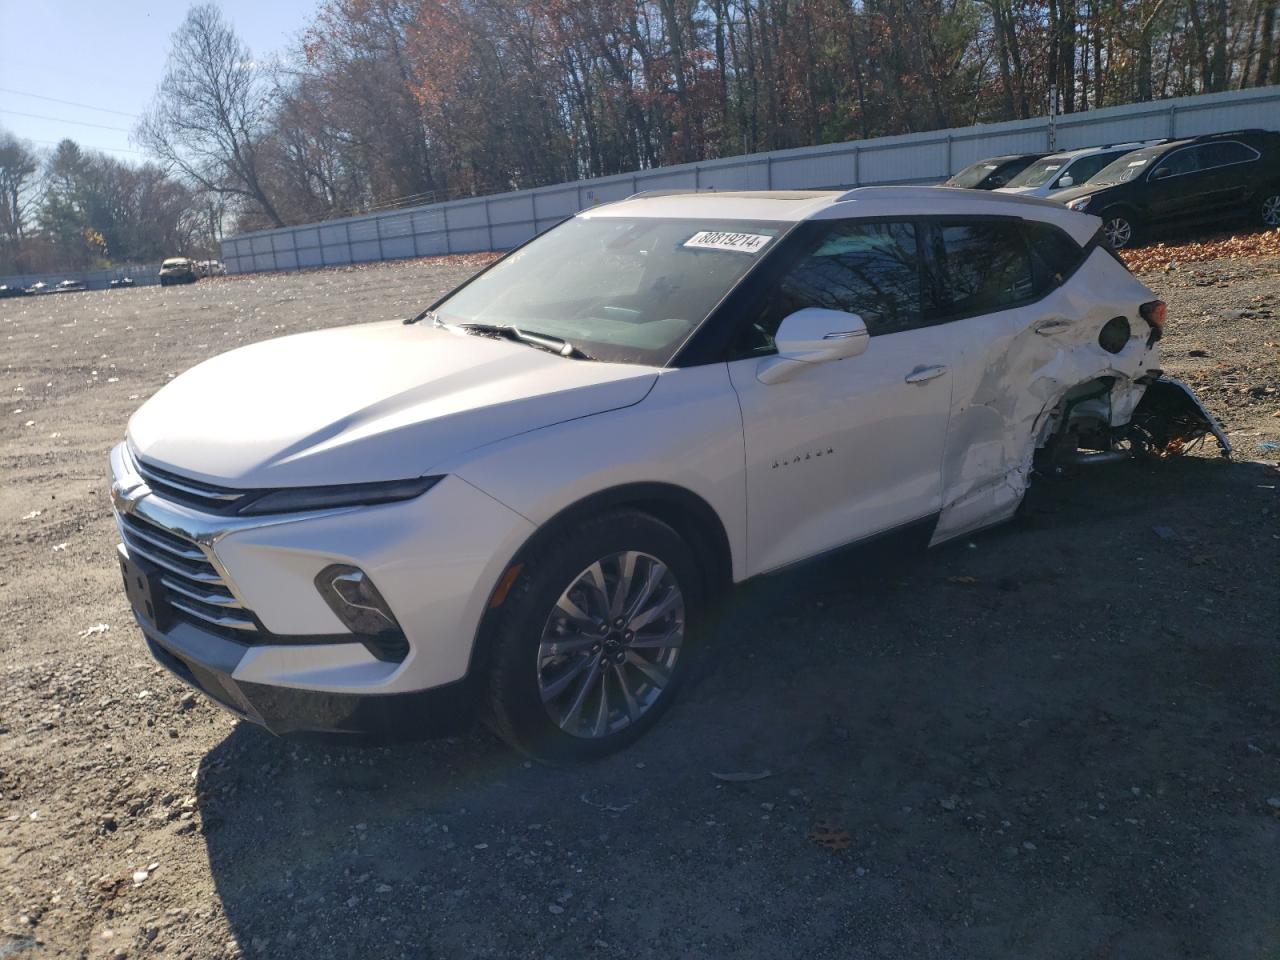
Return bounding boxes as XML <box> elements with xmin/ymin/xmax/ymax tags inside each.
<box><xmin>1198</xmin><ymin>140</ymin><xmax>1262</xmax><ymax>213</ymax></box>
<box><xmin>921</xmin><ymin>218</ymin><xmax>1074</xmax><ymax>541</ymax></box>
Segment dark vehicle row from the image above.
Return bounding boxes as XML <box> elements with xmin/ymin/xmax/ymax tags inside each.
<box><xmin>946</xmin><ymin>128</ymin><xmax>1280</xmax><ymax>249</ymax></box>
<box><xmin>0</xmin><ymin>258</ymin><xmax>222</xmax><ymax>297</ymax></box>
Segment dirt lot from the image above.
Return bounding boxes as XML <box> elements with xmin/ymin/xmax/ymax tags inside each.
<box><xmin>1</xmin><ymin>248</ymin><xmax>1278</xmax><ymax>960</ymax></box>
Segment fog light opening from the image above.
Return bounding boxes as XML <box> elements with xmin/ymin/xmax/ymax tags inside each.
<box><xmin>315</xmin><ymin>564</ymin><xmax>407</xmax><ymax>662</ymax></box>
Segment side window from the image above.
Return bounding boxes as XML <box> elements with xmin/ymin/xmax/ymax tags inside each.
<box><xmin>1021</xmin><ymin>221</ymin><xmax>1085</xmax><ymax>287</ymax></box>
<box><xmin>741</xmin><ymin>221</ymin><xmax>921</xmax><ymax>353</ymax></box>
<box><xmin>1202</xmin><ymin>141</ymin><xmax>1259</xmax><ymax>168</ymax></box>
<box><xmin>1062</xmin><ymin>153</ymin><xmax>1111</xmax><ymax>185</ymax></box>
<box><xmin>1156</xmin><ymin>148</ymin><xmax>1200</xmax><ymax>177</ymax></box>
<box><xmin>931</xmin><ymin>221</ymin><xmax>1035</xmax><ymax>316</ymax></box>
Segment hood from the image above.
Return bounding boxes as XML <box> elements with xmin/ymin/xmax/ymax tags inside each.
<box><xmin>994</xmin><ymin>185</ymin><xmax>1038</xmax><ymax>196</ymax></box>
<box><xmin>1051</xmin><ymin>181</ymin><xmax>1117</xmax><ymax>206</ymax></box>
<box><xmin>128</xmin><ymin>320</ymin><xmax>658</xmax><ymax>487</ymax></box>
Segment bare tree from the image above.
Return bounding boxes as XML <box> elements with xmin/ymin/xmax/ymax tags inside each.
<box><xmin>0</xmin><ymin>131</ymin><xmax>40</xmax><ymax>270</ymax></box>
<box><xmin>137</xmin><ymin>4</ymin><xmax>285</xmax><ymax>227</ymax></box>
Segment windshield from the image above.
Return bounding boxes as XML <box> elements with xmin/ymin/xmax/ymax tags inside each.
<box><xmin>1005</xmin><ymin>157</ymin><xmax>1068</xmax><ymax>188</ymax></box>
<box><xmin>1090</xmin><ymin>147</ymin><xmax>1163</xmax><ymax>185</ymax></box>
<box><xmin>430</xmin><ymin>216</ymin><xmax>785</xmax><ymax>365</ymax></box>
<box><xmin>946</xmin><ymin>161</ymin><xmax>1000</xmax><ymax>188</ymax></box>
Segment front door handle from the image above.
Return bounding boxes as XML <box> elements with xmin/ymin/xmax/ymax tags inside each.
<box><xmin>905</xmin><ymin>365</ymin><xmax>948</xmax><ymax>384</ymax></box>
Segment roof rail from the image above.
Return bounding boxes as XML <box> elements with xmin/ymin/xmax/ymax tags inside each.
<box><xmin>1192</xmin><ymin>128</ymin><xmax>1266</xmax><ymax>139</ymax></box>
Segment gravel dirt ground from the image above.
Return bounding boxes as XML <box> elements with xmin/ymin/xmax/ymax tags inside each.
<box><xmin>1</xmin><ymin>247</ymin><xmax>1277</xmax><ymax>960</ymax></box>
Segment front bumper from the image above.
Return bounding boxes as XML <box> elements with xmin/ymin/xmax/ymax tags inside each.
<box><xmin>140</xmin><ymin>616</ymin><xmax>474</xmax><ymax>739</ymax></box>
<box><xmin>110</xmin><ymin>442</ymin><xmax>536</xmax><ymax>732</ymax></box>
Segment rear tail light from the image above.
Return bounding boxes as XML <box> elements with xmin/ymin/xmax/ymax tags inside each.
<box><xmin>1140</xmin><ymin>300</ymin><xmax>1166</xmax><ymax>343</ymax></box>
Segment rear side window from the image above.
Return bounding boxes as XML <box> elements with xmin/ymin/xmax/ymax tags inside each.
<box><xmin>744</xmin><ymin>221</ymin><xmax>922</xmax><ymax>350</ymax></box>
<box><xmin>1022</xmin><ymin>221</ymin><xmax>1084</xmax><ymax>285</ymax></box>
<box><xmin>930</xmin><ymin>221</ymin><xmax>1034</xmax><ymax>316</ymax></box>
<box><xmin>1202</xmin><ymin>141</ymin><xmax>1259</xmax><ymax>167</ymax></box>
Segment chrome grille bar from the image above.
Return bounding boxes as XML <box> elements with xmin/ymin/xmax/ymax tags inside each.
<box><xmin>169</xmin><ymin>599</ymin><xmax>257</xmax><ymax>631</ymax></box>
<box><xmin>117</xmin><ymin>510</ymin><xmax>258</xmax><ymax>634</ymax></box>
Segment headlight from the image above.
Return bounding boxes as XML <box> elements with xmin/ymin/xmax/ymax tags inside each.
<box><xmin>238</xmin><ymin>475</ymin><xmax>442</xmax><ymax>515</ymax></box>
<box><xmin>1066</xmin><ymin>196</ymin><xmax>1093</xmax><ymax>211</ymax></box>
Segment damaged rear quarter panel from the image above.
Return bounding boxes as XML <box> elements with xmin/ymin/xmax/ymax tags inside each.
<box><xmin>931</xmin><ymin>247</ymin><xmax>1158</xmax><ymax>543</ymax></box>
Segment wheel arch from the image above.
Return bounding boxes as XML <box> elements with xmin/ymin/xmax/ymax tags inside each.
<box><xmin>466</xmin><ymin>481</ymin><xmax>735</xmax><ymax>677</ymax></box>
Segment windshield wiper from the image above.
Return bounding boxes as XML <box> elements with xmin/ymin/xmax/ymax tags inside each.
<box><xmin>403</xmin><ymin>307</ymin><xmax>438</xmax><ymax>325</ymax></box>
<box><xmin>445</xmin><ymin>321</ymin><xmax>595</xmax><ymax>360</ymax></box>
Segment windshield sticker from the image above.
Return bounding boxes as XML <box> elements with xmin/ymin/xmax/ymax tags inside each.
<box><xmin>683</xmin><ymin>231</ymin><xmax>773</xmax><ymax>254</ymax></box>
<box><xmin>1128</xmin><ymin>159</ymin><xmax>1148</xmax><ymax>166</ymax></box>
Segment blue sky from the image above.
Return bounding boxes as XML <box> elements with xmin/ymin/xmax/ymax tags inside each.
<box><xmin>0</xmin><ymin>0</ymin><xmax>319</xmax><ymax>161</ymax></box>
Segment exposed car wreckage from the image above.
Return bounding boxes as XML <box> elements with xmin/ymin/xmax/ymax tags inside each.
<box><xmin>1038</xmin><ymin>373</ymin><xmax>1230</xmax><ymax>474</ymax></box>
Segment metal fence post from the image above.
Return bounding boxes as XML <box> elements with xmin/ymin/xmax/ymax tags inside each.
<box><xmin>1168</xmin><ymin>103</ymin><xmax>1178</xmax><ymax>138</ymax></box>
<box><xmin>766</xmin><ymin>155</ymin><xmax>773</xmax><ymax>189</ymax></box>
<box><xmin>484</xmin><ymin>199</ymin><xmax>494</xmax><ymax>251</ymax></box>
<box><xmin>443</xmin><ymin>206</ymin><xmax>452</xmax><ymax>254</ymax></box>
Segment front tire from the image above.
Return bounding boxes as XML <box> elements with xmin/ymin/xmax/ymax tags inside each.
<box><xmin>1101</xmin><ymin>208</ymin><xmax>1140</xmax><ymax>249</ymax></box>
<box><xmin>484</xmin><ymin>510</ymin><xmax>701</xmax><ymax>762</ymax></box>
<box><xmin>1261</xmin><ymin>187</ymin><xmax>1280</xmax><ymax>228</ymax></box>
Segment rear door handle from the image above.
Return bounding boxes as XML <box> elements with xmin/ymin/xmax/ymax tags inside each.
<box><xmin>1034</xmin><ymin>318</ymin><xmax>1075</xmax><ymax>336</ymax></box>
<box><xmin>905</xmin><ymin>365</ymin><xmax>948</xmax><ymax>384</ymax></box>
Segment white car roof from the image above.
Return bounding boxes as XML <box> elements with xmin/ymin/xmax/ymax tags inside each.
<box><xmin>585</xmin><ymin>186</ymin><xmax>1099</xmax><ymax>245</ymax></box>
<box><xmin>1037</xmin><ymin>141</ymin><xmax>1160</xmax><ymax>162</ymax></box>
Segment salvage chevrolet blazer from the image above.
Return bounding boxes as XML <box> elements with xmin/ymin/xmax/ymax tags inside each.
<box><xmin>110</xmin><ymin>187</ymin><xmax>1227</xmax><ymax>761</ymax></box>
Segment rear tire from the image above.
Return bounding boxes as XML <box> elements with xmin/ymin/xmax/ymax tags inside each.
<box><xmin>484</xmin><ymin>510</ymin><xmax>702</xmax><ymax>763</ymax></box>
<box><xmin>1101</xmin><ymin>208</ymin><xmax>1140</xmax><ymax>249</ymax></box>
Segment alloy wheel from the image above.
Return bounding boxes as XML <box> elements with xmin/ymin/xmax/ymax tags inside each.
<box><xmin>537</xmin><ymin>550</ymin><xmax>684</xmax><ymax>739</ymax></box>
<box><xmin>1104</xmin><ymin>216</ymin><xmax>1133</xmax><ymax>249</ymax></box>
<box><xmin>1263</xmin><ymin>194</ymin><xmax>1280</xmax><ymax>227</ymax></box>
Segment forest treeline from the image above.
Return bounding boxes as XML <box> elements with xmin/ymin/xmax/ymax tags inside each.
<box><xmin>3</xmin><ymin>0</ymin><xmax>1277</xmax><ymax>273</ymax></box>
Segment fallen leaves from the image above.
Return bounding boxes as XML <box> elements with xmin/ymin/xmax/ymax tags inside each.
<box><xmin>1123</xmin><ymin>228</ymin><xmax>1280</xmax><ymax>272</ymax></box>
<box><xmin>807</xmin><ymin>821</ymin><xmax>853</xmax><ymax>851</ymax></box>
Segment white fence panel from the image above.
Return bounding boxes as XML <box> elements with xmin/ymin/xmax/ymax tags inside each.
<box><xmin>221</xmin><ymin>85</ymin><xmax>1280</xmax><ymax>274</ymax></box>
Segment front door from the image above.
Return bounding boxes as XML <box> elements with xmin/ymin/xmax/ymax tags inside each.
<box><xmin>725</xmin><ymin>220</ymin><xmax>956</xmax><ymax>576</ymax></box>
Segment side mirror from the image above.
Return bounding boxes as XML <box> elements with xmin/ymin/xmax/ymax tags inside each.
<box><xmin>1056</xmin><ymin>174</ymin><xmax>1074</xmax><ymax>188</ymax></box>
<box><xmin>758</xmin><ymin>308</ymin><xmax>869</xmax><ymax>384</ymax></box>
<box><xmin>1151</xmin><ymin>167</ymin><xmax>1172</xmax><ymax>181</ymax></box>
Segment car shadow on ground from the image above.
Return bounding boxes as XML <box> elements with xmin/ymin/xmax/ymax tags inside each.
<box><xmin>197</xmin><ymin>456</ymin><xmax>1280</xmax><ymax>960</ymax></box>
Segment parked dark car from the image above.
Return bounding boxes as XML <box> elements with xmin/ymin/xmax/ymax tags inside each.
<box><xmin>55</xmin><ymin>279</ymin><xmax>88</xmax><ymax>293</ymax></box>
<box><xmin>943</xmin><ymin>153</ymin><xmax>1048</xmax><ymax>190</ymax></box>
<box><xmin>109</xmin><ymin>277</ymin><xmax>136</xmax><ymax>289</ymax></box>
<box><xmin>159</xmin><ymin>257</ymin><xmax>198</xmax><ymax>286</ymax></box>
<box><xmin>1055</xmin><ymin>129</ymin><xmax>1280</xmax><ymax>248</ymax></box>
<box><xmin>0</xmin><ymin>284</ymin><xmax>28</xmax><ymax>298</ymax></box>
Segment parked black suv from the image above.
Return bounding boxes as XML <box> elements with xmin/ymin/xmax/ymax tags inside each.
<box><xmin>1053</xmin><ymin>129</ymin><xmax>1280</xmax><ymax>248</ymax></box>
<box><xmin>944</xmin><ymin>153</ymin><xmax>1048</xmax><ymax>190</ymax></box>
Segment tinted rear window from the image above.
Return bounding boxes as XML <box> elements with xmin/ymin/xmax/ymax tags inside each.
<box><xmin>931</xmin><ymin>222</ymin><xmax>1034</xmax><ymax>315</ymax></box>
<box><xmin>1022</xmin><ymin>221</ymin><xmax>1084</xmax><ymax>283</ymax></box>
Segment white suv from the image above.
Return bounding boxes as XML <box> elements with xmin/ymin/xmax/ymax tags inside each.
<box><xmin>111</xmin><ymin>187</ymin><xmax>1225</xmax><ymax>760</ymax></box>
<box><xmin>996</xmin><ymin>142</ymin><xmax>1162</xmax><ymax>199</ymax></box>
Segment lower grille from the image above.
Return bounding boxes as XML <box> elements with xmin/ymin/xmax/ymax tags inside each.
<box><xmin>118</xmin><ymin>511</ymin><xmax>258</xmax><ymax>634</ymax></box>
